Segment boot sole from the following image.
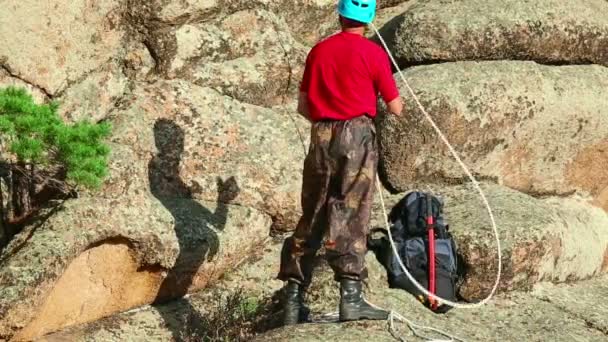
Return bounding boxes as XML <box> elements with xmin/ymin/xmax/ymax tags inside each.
<box><xmin>339</xmin><ymin>313</ymin><xmax>389</xmax><ymax>322</ymax></box>
<box><xmin>283</xmin><ymin>316</ymin><xmax>300</xmax><ymax>326</ymax></box>
<box><xmin>283</xmin><ymin>308</ymin><xmax>311</xmax><ymax>326</ymax></box>
<box><xmin>283</xmin><ymin>318</ymin><xmax>310</xmax><ymax>325</ymax></box>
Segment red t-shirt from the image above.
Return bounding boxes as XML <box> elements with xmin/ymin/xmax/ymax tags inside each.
<box><xmin>300</xmin><ymin>31</ymin><xmax>400</xmax><ymax>122</ymax></box>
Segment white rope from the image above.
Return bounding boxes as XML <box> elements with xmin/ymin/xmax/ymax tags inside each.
<box><xmin>370</xmin><ymin>23</ymin><xmax>502</xmax><ymax>309</ymax></box>
<box><xmin>311</xmin><ymin>305</ymin><xmax>466</xmax><ymax>341</ymax></box>
<box><xmin>388</xmin><ymin>311</ymin><xmax>466</xmax><ymax>342</ymax></box>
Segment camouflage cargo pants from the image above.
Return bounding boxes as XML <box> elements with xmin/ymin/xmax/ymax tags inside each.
<box><xmin>278</xmin><ymin>115</ymin><xmax>378</xmax><ymax>286</ymax></box>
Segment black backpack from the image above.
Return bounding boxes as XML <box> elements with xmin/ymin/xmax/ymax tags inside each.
<box><xmin>368</xmin><ymin>191</ymin><xmax>459</xmax><ymax>313</ymax></box>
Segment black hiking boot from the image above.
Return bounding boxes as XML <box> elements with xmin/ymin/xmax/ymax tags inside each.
<box><xmin>283</xmin><ymin>281</ymin><xmax>311</xmax><ymax>325</ymax></box>
<box><xmin>339</xmin><ymin>279</ymin><xmax>389</xmax><ymax>322</ymax></box>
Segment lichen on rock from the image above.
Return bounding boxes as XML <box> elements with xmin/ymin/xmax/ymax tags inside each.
<box><xmin>375</xmin><ymin>0</ymin><xmax>608</xmax><ymax>68</ymax></box>
<box><xmin>376</xmin><ymin>61</ymin><xmax>608</xmax><ymax>211</ymax></box>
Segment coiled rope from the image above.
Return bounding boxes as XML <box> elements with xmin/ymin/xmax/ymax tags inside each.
<box><xmin>370</xmin><ymin>22</ymin><xmax>502</xmax><ymax>310</ymax></box>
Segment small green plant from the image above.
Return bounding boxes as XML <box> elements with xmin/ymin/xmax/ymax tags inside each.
<box><xmin>0</xmin><ymin>86</ymin><xmax>111</xmax><ymax>189</ymax></box>
<box><xmin>180</xmin><ymin>288</ymin><xmax>279</xmax><ymax>342</ymax></box>
<box><xmin>239</xmin><ymin>297</ymin><xmax>260</xmax><ymax>317</ymax></box>
<box><xmin>0</xmin><ymin>86</ymin><xmax>111</xmax><ymax>245</ymax></box>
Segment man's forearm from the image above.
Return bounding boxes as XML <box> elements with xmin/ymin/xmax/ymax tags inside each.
<box><xmin>386</xmin><ymin>97</ymin><xmax>403</xmax><ymax>116</ymax></box>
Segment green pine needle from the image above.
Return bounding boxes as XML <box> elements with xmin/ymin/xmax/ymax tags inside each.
<box><xmin>0</xmin><ymin>86</ymin><xmax>112</xmax><ymax>190</ymax></box>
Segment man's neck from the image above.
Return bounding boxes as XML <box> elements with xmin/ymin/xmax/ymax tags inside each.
<box><xmin>342</xmin><ymin>27</ymin><xmax>365</xmax><ymax>36</ymax></box>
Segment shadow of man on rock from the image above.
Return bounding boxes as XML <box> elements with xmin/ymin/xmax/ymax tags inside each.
<box><xmin>148</xmin><ymin>118</ymin><xmax>240</xmax><ymax>341</ymax></box>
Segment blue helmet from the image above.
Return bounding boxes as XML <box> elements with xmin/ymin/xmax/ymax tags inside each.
<box><xmin>338</xmin><ymin>0</ymin><xmax>377</xmax><ymax>24</ymax></box>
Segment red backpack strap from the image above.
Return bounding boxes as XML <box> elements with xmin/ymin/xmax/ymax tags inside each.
<box><xmin>426</xmin><ymin>192</ymin><xmax>438</xmax><ymax>310</ymax></box>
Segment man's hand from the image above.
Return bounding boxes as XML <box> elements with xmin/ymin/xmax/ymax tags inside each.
<box><xmin>386</xmin><ymin>97</ymin><xmax>403</xmax><ymax>116</ymax></box>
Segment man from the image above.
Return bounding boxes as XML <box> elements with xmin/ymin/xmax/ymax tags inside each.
<box><xmin>278</xmin><ymin>0</ymin><xmax>403</xmax><ymax>325</ymax></box>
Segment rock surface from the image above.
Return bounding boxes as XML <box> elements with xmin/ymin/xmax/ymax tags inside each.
<box><xmin>0</xmin><ymin>75</ymin><xmax>309</xmax><ymax>339</ymax></box>
<box><xmin>0</xmin><ymin>0</ymin><xmax>125</xmax><ymax>96</ymax></box>
<box><xmin>125</xmin><ymin>0</ymin><xmax>332</xmax><ymax>107</ymax></box>
<box><xmin>377</xmin><ymin>61</ymin><xmax>608</xmax><ymax>212</ymax></box>
<box><xmin>373</xmin><ymin>0</ymin><xmax>416</xmax><ymax>32</ymax></box>
<box><xmin>55</xmin><ymin>61</ymin><xmax>130</xmax><ymax>123</ymax></box>
<box><xmin>143</xmin><ymin>0</ymin><xmax>338</xmax><ymax>47</ymax></box>
<box><xmin>168</xmin><ymin>8</ymin><xmax>308</xmax><ymax>107</ymax></box>
<box><xmin>376</xmin><ymin>0</ymin><xmax>608</xmax><ymax>67</ymax></box>
<box><xmin>0</xmin><ymin>196</ymin><xmax>270</xmax><ymax>341</ymax></box>
<box><xmin>30</xmin><ymin>182</ymin><xmax>608</xmax><ymax>340</ymax></box>
<box><xmin>0</xmin><ymin>68</ymin><xmax>311</xmax><ymax>341</ymax></box>
<box><xmin>106</xmin><ymin>80</ymin><xmax>307</xmax><ymax>229</ymax></box>
<box><xmin>39</xmin><ymin>242</ymin><xmax>608</xmax><ymax>342</ymax></box>
<box><xmin>0</xmin><ymin>68</ymin><xmax>48</xmax><ymax>104</ymax></box>
<box><xmin>256</xmin><ymin>279</ymin><xmax>608</xmax><ymax>341</ymax></box>
<box><xmin>128</xmin><ymin>0</ymin><xmax>416</xmax><ymax>108</ymax></box>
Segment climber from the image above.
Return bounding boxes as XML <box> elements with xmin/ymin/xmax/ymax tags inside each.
<box><xmin>277</xmin><ymin>0</ymin><xmax>403</xmax><ymax>325</ymax></box>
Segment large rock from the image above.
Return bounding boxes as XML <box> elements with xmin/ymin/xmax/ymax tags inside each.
<box><xmin>127</xmin><ymin>1</ymin><xmax>312</xmax><ymax>107</ymax></box>
<box><xmin>0</xmin><ymin>68</ymin><xmax>48</xmax><ymax>103</ymax></box>
<box><xmin>376</xmin><ymin>0</ymin><xmax>608</xmax><ymax>67</ymax></box>
<box><xmin>1</xmin><ymin>61</ymin><xmax>130</xmax><ymax>124</ymax></box>
<box><xmin>0</xmin><ymin>1</ymin><xmax>148</xmax><ymax>123</ymax></box>
<box><xmin>133</xmin><ymin>0</ymin><xmax>416</xmax><ymax>108</ymax></box>
<box><xmin>38</xmin><ymin>242</ymin><xmax>608</xmax><ymax>341</ymax></box>
<box><xmin>533</xmin><ymin>279</ymin><xmax>608</xmax><ymax>335</ymax></box>
<box><xmin>0</xmin><ymin>0</ymin><xmax>125</xmax><ymax>95</ymax></box>
<box><xmin>151</xmin><ymin>0</ymin><xmax>338</xmax><ymax>46</ymax></box>
<box><xmin>269</xmin><ymin>0</ymin><xmax>413</xmax><ymax>46</ymax></box>
<box><xmin>372</xmin><ymin>0</ymin><xmax>416</xmax><ymax>33</ymax></box>
<box><xmin>154</xmin><ymin>0</ymin><xmax>411</xmax><ymax>46</ymax></box>
<box><xmin>377</xmin><ymin>61</ymin><xmax>608</xmax><ymax>212</ymax></box>
<box><xmin>378</xmin><ymin>0</ymin><xmax>411</xmax><ymax>9</ymax></box>
<box><xmin>256</xmin><ymin>276</ymin><xmax>608</xmax><ymax>341</ymax></box>
<box><xmin>106</xmin><ymin>80</ymin><xmax>307</xmax><ymax>230</ymax></box>
<box><xmin>169</xmin><ymin>8</ymin><xmax>308</xmax><ymax>107</ymax></box>
<box><xmin>370</xmin><ymin>183</ymin><xmax>608</xmax><ymax>301</ymax></box>
<box><xmin>55</xmin><ymin>61</ymin><xmax>130</xmax><ymax>123</ymax></box>
<box><xmin>0</xmin><ymin>195</ymin><xmax>270</xmax><ymax>341</ymax></box>
<box><xmin>0</xmin><ymin>76</ymin><xmax>306</xmax><ymax>339</ymax></box>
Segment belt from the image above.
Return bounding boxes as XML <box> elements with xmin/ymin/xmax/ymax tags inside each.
<box><xmin>315</xmin><ymin>114</ymin><xmax>374</xmax><ymax>123</ymax></box>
